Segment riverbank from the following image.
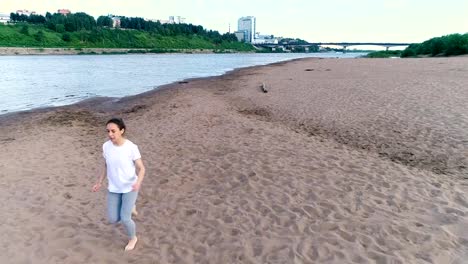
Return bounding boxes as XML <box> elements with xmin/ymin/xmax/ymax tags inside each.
<box><xmin>0</xmin><ymin>47</ymin><xmax>246</xmax><ymax>55</ymax></box>
<box><xmin>1</xmin><ymin>57</ymin><xmax>467</xmax><ymax>263</ymax></box>
<box><xmin>0</xmin><ymin>23</ymin><xmax>255</xmax><ymax>54</ymax></box>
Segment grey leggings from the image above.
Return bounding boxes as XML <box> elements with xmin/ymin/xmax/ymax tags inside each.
<box><xmin>107</xmin><ymin>191</ymin><xmax>138</xmax><ymax>239</ymax></box>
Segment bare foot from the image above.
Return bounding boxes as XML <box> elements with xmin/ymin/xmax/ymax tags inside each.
<box><xmin>125</xmin><ymin>236</ymin><xmax>138</xmax><ymax>251</ymax></box>
<box><xmin>132</xmin><ymin>206</ymin><xmax>138</xmax><ymax>216</ymax></box>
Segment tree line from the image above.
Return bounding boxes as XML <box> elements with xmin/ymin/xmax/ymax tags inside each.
<box><xmin>9</xmin><ymin>11</ymin><xmax>238</xmax><ymax>44</ymax></box>
<box><xmin>402</xmin><ymin>33</ymin><xmax>468</xmax><ymax>57</ymax></box>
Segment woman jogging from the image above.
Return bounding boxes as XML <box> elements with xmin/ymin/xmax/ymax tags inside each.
<box><xmin>92</xmin><ymin>117</ymin><xmax>145</xmax><ymax>251</ymax></box>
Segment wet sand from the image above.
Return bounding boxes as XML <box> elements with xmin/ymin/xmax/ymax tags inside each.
<box><xmin>1</xmin><ymin>57</ymin><xmax>468</xmax><ymax>263</ymax></box>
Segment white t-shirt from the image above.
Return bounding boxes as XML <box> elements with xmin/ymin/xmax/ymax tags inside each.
<box><xmin>103</xmin><ymin>139</ymin><xmax>141</xmax><ymax>193</ymax></box>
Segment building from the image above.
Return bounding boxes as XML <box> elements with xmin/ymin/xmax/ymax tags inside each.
<box><xmin>252</xmin><ymin>33</ymin><xmax>279</xmax><ymax>44</ymax></box>
<box><xmin>0</xmin><ymin>13</ymin><xmax>10</xmax><ymax>24</ymax></box>
<box><xmin>235</xmin><ymin>16</ymin><xmax>279</xmax><ymax>44</ymax></box>
<box><xmin>111</xmin><ymin>16</ymin><xmax>121</xmax><ymax>28</ymax></box>
<box><xmin>149</xmin><ymin>16</ymin><xmax>186</xmax><ymax>24</ymax></box>
<box><xmin>252</xmin><ymin>38</ymin><xmax>279</xmax><ymax>45</ymax></box>
<box><xmin>165</xmin><ymin>16</ymin><xmax>186</xmax><ymax>24</ymax></box>
<box><xmin>57</xmin><ymin>9</ymin><xmax>71</xmax><ymax>15</ymax></box>
<box><xmin>237</xmin><ymin>16</ymin><xmax>256</xmax><ymax>43</ymax></box>
<box><xmin>169</xmin><ymin>16</ymin><xmax>186</xmax><ymax>24</ymax></box>
<box><xmin>16</xmin><ymin>9</ymin><xmax>36</xmax><ymax>16</ymax></box>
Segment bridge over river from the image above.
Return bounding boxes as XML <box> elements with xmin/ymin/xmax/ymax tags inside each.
<box><xmin>256</xmin><ymin>42</ymin><xmax>414</xmax><ymax>51</ymax></box>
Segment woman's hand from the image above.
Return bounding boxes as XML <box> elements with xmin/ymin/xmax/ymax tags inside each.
<box><xmin>92</xmin><ymin>182</ymin><xmax>102</xmax><ymax>192</ymax></box>
<box><xmin>132</xmin><ymin>182</ymin><xmax>141</xmax><ymax>191</ymax></box>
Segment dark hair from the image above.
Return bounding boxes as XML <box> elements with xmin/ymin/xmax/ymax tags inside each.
<box><xmin>106</xmin><ymin>117</ymin><xmax>126</xmax><ymax>132</ymax></box>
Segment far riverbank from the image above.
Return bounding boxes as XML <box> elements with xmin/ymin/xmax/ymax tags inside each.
<box><xmin>0</xmin><ymin>47</ymin><xmax>246</xmax><ymax>55</ymax></box>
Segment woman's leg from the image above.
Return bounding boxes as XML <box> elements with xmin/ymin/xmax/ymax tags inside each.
<box><xmin>121</xmin><ymin>191</ymin><xmax>139</xmax><ymax>251</ymax></box>
<box><xmin>120</xmin><ymin>191</ymin><xmax>138</xmax><ymax>239</ymax></box>
<box><xmin>107</xmin><ymin>191</ymin><xmax>122</xmax><ymax>224</ymax></box>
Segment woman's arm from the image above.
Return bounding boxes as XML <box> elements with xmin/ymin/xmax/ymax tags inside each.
<box><xmin>132</xmin><ymin>159</ymin><xmax>145</xmax><ymax>191</ymax></box>
<box><xmin>92</xmin><ymin>163</ymin><xmax>107</xmax><ymax>192</ymax></box>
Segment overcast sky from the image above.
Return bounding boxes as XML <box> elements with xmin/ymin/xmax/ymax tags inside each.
<box><xmin>2</xmin><ymin>0</ymin><xmax>468</xmax><ymax>43</ymax></box>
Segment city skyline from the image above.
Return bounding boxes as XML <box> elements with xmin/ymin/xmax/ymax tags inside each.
<box><xmin>2</xmin><ymin>0</ymin><xmax>467</xmax><ymax>44</ymax></box>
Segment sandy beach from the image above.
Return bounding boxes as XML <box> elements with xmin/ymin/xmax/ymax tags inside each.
<box><xmin>1</xmin><ymin>57</ymin><xmax>468</xmax><ymax>263</ymax></box>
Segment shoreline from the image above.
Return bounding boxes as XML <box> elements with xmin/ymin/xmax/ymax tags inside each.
<box><xmin>0</xmin><ymin>47</ymin><xmax>251</xmax><ymax>55</ymax></box>
<box><xmin>1</xmin><ymin>56</ymin><xmax>467</xmax><ymax>263</ymax></box>
<box><xmin>0</xmin><ymin>46</ymin><xmax>366</xmax><ymax>56</ymax></box>
<box><xmin>0</xmin><ymin>57</ymin><xmax>309</xmax><ymax>123</ymax></box>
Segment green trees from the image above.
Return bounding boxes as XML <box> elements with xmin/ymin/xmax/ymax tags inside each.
<box><xmin>62</xmin><ymin>33</ymin><xmax>71</xmax><ymax>42</ymax></box>
<box><xmin>0</xmin><ymin>23</ymin><xmax>255</xmax><ymax>51</ymax></box>
<box><xmin>365</xmin><ymin>50</ymin><xmax>402</xmax><ymax>58</ymax></box>
<box><xmin>6</xmin><ymin>12</ymin><xmax>248</xmax><ymax>48</ymax></box>
<box><xmin>10</xmin><ymin>13</ymin><xmax>29</xmax><ymax>23</ymax></box>
<box><xmin>97</xmin><ymin>16</ymin><xmax>113</xmax><ymax>27</ymax></box>
<box><xmin>10</xmin><ymin>13</ymin><xmax>46</xmax><ymax>24</ymax></box>
<box><xmin>401</xmin><ymin>33</ymin><xmax>468</xmax><ymax>57</ymax></box>
<box><xmin>20</xmin><ymin>25</ymin><xmax>29</xmax><ymax>35</ymax></box>
<box><xmin>444</xmin><ymin>34</ymin><xmax>468</xmax><ymax>56</ymax></box>
<box><xmin>279</xmin><ymin>38</ymin><xmax>309</xmax><ymax>45</ymax></box>
<box><xmin>3</xmin><ymin>10</ymin><xmax>254</xmax><ymax>51</ymax></box>
<box><xmin>34</xmin><ymin>30</ymin><xmax>45</xmax><ymax>43</ymax></box>
<box><xmin>55</xmin><ymin>24</ymin><xmax>65</xmax><ymax>33</ymax></box>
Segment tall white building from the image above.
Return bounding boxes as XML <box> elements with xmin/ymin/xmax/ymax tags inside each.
<box><xmin>237</xmin><ymin>16</ymin><xmax>256</xmax><ymax>43</ymax></box>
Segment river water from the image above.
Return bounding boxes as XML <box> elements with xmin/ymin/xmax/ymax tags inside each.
<box><xmin>0</xmin><ymin>52</ymin><xmax>365</xmax><ymax>114</ymax></box>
